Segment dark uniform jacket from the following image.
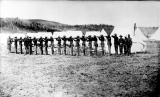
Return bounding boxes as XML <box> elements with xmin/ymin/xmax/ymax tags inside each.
<box><xmin>56</xmin><ymin>38</ymin><xmax>61</xmax><ymax>46</ymax></box>
<box><xmin>92</xmin><ymin>37</ymin><xmax>98</xmax><ymax>47</ymax></box>
<box><xmin>74</xmin><ymin>37</ymin><xmax>80</xmax><ymax>47</ymax></box>
<box><xmin>127</xmin><ymin>37</ymin><xmax>132</xmax><ymax>46</ymax></box>
<box><xmin>80</xmin><ymin>36</ymin><xmax>87</xmax><ymax>46</ymax></box>
<box><xmin>112</xmin><ymin>36</ymin><xmax>119</xmax><ymax>45</ymax></box>
<box><xmin>39</xmin><ymin>38</ymin><xmax>44</xmax><ymax>46</ymax></box>
<box><xmin>68</xmin><ymin>37</ymin><xmax>73</xmax><ymax>47</ymax></box>
<box><xmin>87</xmin><ymin>36</ymin><xmax>93</xmax><ymax>45</ymax></box>
<box><xmin>119</xmin><ymin>38</ymin><xmax>124</xmax><ymax>46</ymax></box>
<box><xmin>19</xmin><ymin>38</ymin><xmax>23</xmax><ymax>45</ymax></box>
<box><xmin>49</xmin><ymin>37</ymin><xmax>54</xmax><ymax>45</ymax></box>
<box><xmin>33</xmin><ymin>38</ymin><xmax>37</xmax><ymax>46</ymax></box>
<box><xmin>61</xmin><ymin>37</ymin><xmax>67</xmax><ymax>46</ymax></box>
<box><xmin>106</xmin><ymin>35</ymin><xmax>112</xmax><ymax>46</ymax></box>
<box><xmin>44</xmin><ymin>38</ymin><xmax>49</xmax><ymax>47</ymax></box>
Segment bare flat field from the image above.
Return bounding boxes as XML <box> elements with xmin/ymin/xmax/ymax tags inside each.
<box><xmin>0</xmin><ymin>33</ymin><xmax>160</xmax><ymax>97</ymax></box>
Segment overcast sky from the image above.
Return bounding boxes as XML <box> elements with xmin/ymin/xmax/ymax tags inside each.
<box><xmin>0</xmin><ymin>1</ymin><xmax>160</xmax><ymax>27</ymax></box>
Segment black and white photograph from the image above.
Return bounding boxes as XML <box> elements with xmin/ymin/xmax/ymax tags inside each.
<box><xmin>0</xmin><ymin>0</ymin><xmax>160</xmax><ymax>97</ymax></box>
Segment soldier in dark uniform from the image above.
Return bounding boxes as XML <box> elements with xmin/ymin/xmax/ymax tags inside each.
<box><xmin>106</xmin><ymin>34</ymin><xmax>112</xmax><ymax>56</ymax></box>
<box><xmin>19</xmin><ymin>37</ymin><xmax>23</xmax><ymax>54</ymax></box>
<box><xmin>74</xmin><ymin>36</ymin><xmax>81</xmax><ymax>56</ymax></box>
<box><xmin>23</xmin><ymin>36</ymin><xmax>28</xmax><ymax>54</ymax></box>
<box><xmin>39</xmin><ymin>37</ymin><xmax>44</xmax><ymax>55</ymax></box>
<box><xmin>112</xmin><ymin>33</ymin><xmax>119</xmax><ymax>55</ymax></box>
<box><xmin>124</xmin><ymin>36</ymin><xmax>128</xmax><ymax>55</ymax></box>
<box><xmin>92</xmin><ymin>35</ymin><xmax>98</xmax><ymax>55</ymax></box>
<box><xmin>49</xmin><ymin>36</ymin><xmax>54</xmax><ymax>55</ymax></box>
<box><xmin>119</xmin><ymin>35</ymin><xmax>124</xmax><ymax>55</ymax></box>
<box><xmin>14</xmin><ymin>37</ymin><xmax>18</xmax><ymax>54</ymax></box>
<box><xmin>7</xmin><ymin>36</ymin><xmax>12</xmax><ymax>53</ymax></box>
<box><xmin>28</xmin><ymin>37</ymin><xmax>32</xmax><ymax>55</ymax></box>
<box><xmin>44</xmin><ymin>37</ymin><xmax>49</xmax><ymax>55</ymax></box>
<box><xmin>87</xmin><ymin>35</ymin><xmax>93</xmax><ymax>56</ymax></box>
<box><xmin>33</xmin><ymin>37</ymin><xmax>38</xmax><ymax>55</ymax></box>
<box><xmin>127</xmin><ymin>34</ymin><xmax>132</xmax><ymax>55</ymax></box>
<box><xmin>68</xmin><ymin>36</ymin><xmax>74</xmax><ymax>56</ymax></box>
<box><xmin>61</xmin><ymin>35</ymin><xmax>67</xmax><ymax>55</ymax></box>
<box><xmin>80</xmin><ymin>35</ymin><xmax>87</xmax><ymax>56</ymax></box>
<box><xmin>56</xmin><ymin>36</ymin><xmax>61</xmax><ymax>55</ymax></box>
<box><xmin>99</xmin><ymin>35</ymin><xmax>105</xmax><ymax>56</ymax></box>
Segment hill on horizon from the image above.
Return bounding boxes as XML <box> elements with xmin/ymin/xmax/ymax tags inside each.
<box><xmin>0</xmin><ymin>17</ymin><xmax>114</xmax><ymax>33</ymax></box>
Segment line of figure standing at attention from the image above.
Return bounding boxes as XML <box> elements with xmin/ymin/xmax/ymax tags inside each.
<box><xmin>7</xmin><ymin>34</ymin><xmax>132</xmax><ymax>56</ymax></box>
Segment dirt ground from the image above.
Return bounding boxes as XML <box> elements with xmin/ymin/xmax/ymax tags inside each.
<box><xmin>0</xmin><ymin>33</ymin><xmax>160</xmax><ymax>97</ymax></box>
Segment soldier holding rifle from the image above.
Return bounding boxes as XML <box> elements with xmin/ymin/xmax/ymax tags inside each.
<box><xmin>49</xmin><ymin>36</ymin><xmax>54</xmax><ymax>55</ymax></box>
<box><xmin>74</xmin><ymin>36</ymin><xmax>81</xmax><ymax>56</ymax></box>
<box><xmin>33</xmin><ymin>37</ymin><xmax>38</xmax><ymax>55</ymax></box>
<box><xmin>61</xmin><ymin>35</ymin><xmax>67</xmax><ymax>55</ymax></box>
<box><xmin>7</xmin><ymin>36</ymin><xmax>12</xmax><ymax>53</ymax></box>
<box><xmin>80</xmin><ymin>35</ymin><xmax>87</xmax><ymax>56</ymax></box>
<box><xmin>39</xmin><ymin>37</ymin><xmax>44</xmax><ymax>55</ymax></box>
<box><xmin>98</xmin><ymin>35</ymin><xmax>105</xmax><ymax>56</ymax></box>
<box><xmin>87</xmin><ymin>35</ymin><xmax>93</xmax><ymax>56</ymax></box>
<box><xmin>68</xmin><ymin>36</ymin><xmax>74</xmax><ymax>56</ymax></box>
<box><xmin>44</xmin><ymin>37</ymin><xmax>49</xmax><ymax>55</ymax></box>
<box><xmin>19</xmin><ymin>37</ymin><xmax>23</xmax><ymax>54</ymax></box>
<box><xmin>56</xmin><ymin>36</ymin><xmax>62</xmax><ymax>55</ymax></box>
<box><xmin>92</xmin><ymin>35</ymin><xmax>98</xmax><ymax>56</ymax></box>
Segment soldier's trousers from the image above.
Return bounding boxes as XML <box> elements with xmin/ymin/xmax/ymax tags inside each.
<box><xmin>124</xmin><ymin>45</ymin><xmax>127</xmax><ymax>55</ymax></box>
<box><xmin>101</xmin><ymin>42</ymin><xmax>105</xmax><ymax>55</ymax></box>
<box><xmin>15</xmin><ymin>45</ymin><xmax>17</xmax><ymax>54</ymax></box>
<box><xmin>45</xmin><ymin>46</ymin><xmax>48</xmax><ymax>55</ymax></box>
<box><xmin>19</xmin><ymin>45</ymin><xmax>23</xmax><ymax>54</ymax></box>
<box><xmin>76</xmin><ymin>46</ymin><xmax>80</xmax><ymax>56</ymax></box>
<box><xmin>25</xmin><ymin>46</ymin><xmax>28</xmax><ymax>54</ymax></box>
<box><xmin>89</xmin><ymin>46</ymin><xmax>92</xmax><ymax>56</ymax></box>
<box><xmin>7</xmin><ymin>44</ymin><xmax>11</xmax><ymax>53</ymax></box>
<box><xmin>108</xmin><ymin>45</ymin><xmax>111</xmax><ymax>55</ymax></box>
<box><xmin>114</xmin><ymin>45</ymin><xmax>118</xmax><ymax>55</ymax></box>
<box><xmin>64</xmin><ymin>46</ymin><xmax>66</xmax><ymax>55</ymax></box>
<box><xmin>58</xmin><ymin>45</ymin><xmax>61</xmax><ymax>55</ymax></box>
<box><xmin>70</xmin><ymin>45</ymin><xmax>73</xmax><ymax>56</ymax></box>
<box><xmin>95</xmin><ymin>46</ymin><xmax>98</xmax><ymax>55</ymax></box>
<box><xmin>34</xmin><ymin>46</ymin><xmax>37</xmax><ymax>55</ymax></box>
<box><xmin>82</xmin><ymin>45</ymin><xmax>86</xmax><ymax>56</ymax></box>
<box><xmin>51</xmin><ymin>45</ymin><xmax>54</xmax><ymax>55</ymax></box>
<box><xmin>40</xmin><ymin>46</ymin><xmax>43</xmax><ymax>55</ymax></box>
<box><xmin>119</xmin><ymin>45</ymin><xmax>123</xmax><ymax>55</ymax></box>
<box><xmin>127</xmin><ymin>45</ymin><xmax>131</xmax><ymax>55</ymax></box>
<box><xmin>29</xmin><ymin>45</ymin><xmax>32</xmax><ymax>55</ymax></box>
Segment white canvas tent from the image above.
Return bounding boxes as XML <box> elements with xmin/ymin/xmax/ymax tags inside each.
<box><xmin>103</xmin><ymin>26</ymin><xmax>146</xmax><ymax>54</ymax></box>
<box><xmin>135</xmin><ymin>28</ymin><xmax>148</xmax><ymax>41</ymax></box>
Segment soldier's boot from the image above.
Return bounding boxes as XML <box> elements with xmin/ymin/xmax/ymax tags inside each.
<box><xmin>89</xmin><ymin>47</ymin><xmax>92</xmax><ymax>56</ymax></box>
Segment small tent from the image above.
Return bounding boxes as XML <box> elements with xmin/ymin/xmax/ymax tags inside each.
<box><xmin>103</xmin><ymin>26</ymin><xmax>146</xmax><ymax>54</ymax></box>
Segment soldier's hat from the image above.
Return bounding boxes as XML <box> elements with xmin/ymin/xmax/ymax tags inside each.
<box><xmin>63</xmin><ymin>35</ymin><xmax>66</xmax><ymax>37</ymax></box>
<box><xmin>114</xmin><ymin>33</ymin><xmax>117</xmax><ymax>36</ymax></box>
<box><xmin>93</xmin><ymin>35</ymin><xmax>96</xmax><ymax>37</ymax></box>
<box><xmin>15</xmin><ymin>36</ymin><xmax>17</xmax><ymax>38</ymax></box>
<box><xmin>119</xmin><ymin>35</ymin><xmax>123</xmax><ymax>37</ymax></box>
<box><xmin>20</xmin><ymin>37</ymin><xmax>22</xmax><ymax>39</ymax></box>
<box><xmin>70</xmin><ymin>36</ymin><xmax>72</xmax><ymax>38</ymax></box>
<box><xmin>77</xmin><ymin>36</ymin><xmax>79</xmax><ymax>38</ymax></box>
<box><xmin>45</xmin><ymin>36</ymin><xmax>47</xmax><ymax>38</ymax></box>
<box><xmin>58</xmin><ymin>36</ymin><xmax>60</xmax><ymax>38</ymax></box>
<box><xmin>50</xmin><ymin>36</ymin><xmax>53</xmax><ymax>38</ymax></box>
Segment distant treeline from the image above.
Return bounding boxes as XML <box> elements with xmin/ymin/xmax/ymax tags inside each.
<box><xmin>0</xmin><ymin>18</ymin><xmax>114</xmax><ymax>32</ymax></box>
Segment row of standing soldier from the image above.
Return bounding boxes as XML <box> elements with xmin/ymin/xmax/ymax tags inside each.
<box><xmin>7</xmin><ymin>34</ymin><xmax>132</xmax><ymax>56</ymax></box>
